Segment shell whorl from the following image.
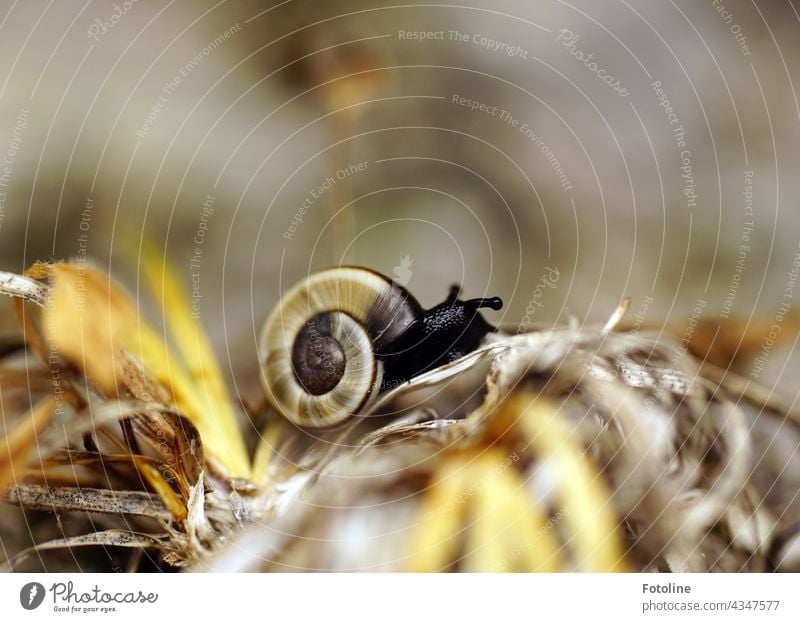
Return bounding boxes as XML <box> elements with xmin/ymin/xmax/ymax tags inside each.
<box><xmin>259</xmin><ymin>267</ymin><xmax>422</xmax><ymax>428</ymax></box>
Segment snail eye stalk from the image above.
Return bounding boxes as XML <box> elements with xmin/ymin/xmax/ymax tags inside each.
<box><xmin>446</xmin><ymin>284</ymin><xmax>462</xmax><ymax>303</ymax></box>
<box><xmin>465</xmin><ymin>296</ymin><xmax>504</xmax><ymax>312</ymax></box>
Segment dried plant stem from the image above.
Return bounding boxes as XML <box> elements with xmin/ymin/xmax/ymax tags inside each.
<box><xmin>0</xmin><ymin>270</ymin><xmax>47</xmax><ymax>306</ymax></box>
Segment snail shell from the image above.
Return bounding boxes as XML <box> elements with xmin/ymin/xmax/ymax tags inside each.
<box><xmin>259</xmin><ymin>267</ymin><xmax>421</xmax><ymax>428</ymax></box>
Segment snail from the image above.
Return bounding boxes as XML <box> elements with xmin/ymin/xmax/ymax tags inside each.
<box><xmin>259</xmin><ymin>266</ymin><xmax>503</xmax><ymax>428</ymax></box>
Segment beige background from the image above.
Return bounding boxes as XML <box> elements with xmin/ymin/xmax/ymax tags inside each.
<box><xmin>0</xmin><ymin>0</ymin><xmax>798</xmax><ymax>395</ymax></box>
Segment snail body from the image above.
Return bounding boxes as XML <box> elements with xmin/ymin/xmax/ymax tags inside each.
<box><xmin>259</xmin><ymin>267</ymin><xmax>502</xmax><ymax>428</ymax></box>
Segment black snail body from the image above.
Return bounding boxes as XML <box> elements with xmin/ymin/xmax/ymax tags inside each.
<box><xmin>259</xmin><ymin>267</ymin><xmax>502</xmax><ymax>428</ymax></box>
<box><xmin>378</xmin><ymin>284</ymin><xmax>502</xmax><ymax>388</ymax></box>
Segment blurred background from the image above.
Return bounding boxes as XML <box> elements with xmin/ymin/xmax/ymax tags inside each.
<box><xmin>1</xmin><ymin>0</ymin><xmax>799</xmax><ymax>399</ymax></box>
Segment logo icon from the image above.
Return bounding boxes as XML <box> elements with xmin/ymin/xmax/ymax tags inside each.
<box><xmin>20</xmin><ymin>582</ymin><xmax>45</xmax><ymax>610</ymax></box>
<box><xmin>392</xmin><ymin>255</ymin><xmax>413</xmax><ymax>286</ymax></box>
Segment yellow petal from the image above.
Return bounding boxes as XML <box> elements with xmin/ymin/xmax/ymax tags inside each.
<box><xmin>514</xmin><ymin>394</ymin><xmax>628</xmax><ymax>572</ymax></box>
<box><xmin>36</xmin><ymin>262</ymin><xmax>135</xmax><ymax>394</ymax></box>
<box><xmin>23</xmin><ymin>260</ymin><xmax>250</xmax><ymax>481</ymax></box>
<box><xmin>132</xmin><ymin>457</ymin><xmax>188</xmax><ymax>521</ymax></box>
<box><xmin>407</xmin><ymin>459</ymin><xmax>469</xmax><ymax>572</ymax></box>
<box><xmin>1</xmin><ymin>397</ymin><xmax>56</xmax><ymax>492</ymax></box>
<box><xmin>251</xmin><ymin>422</ymin><xmax>282</xmax><ymax>490</ymax></box>
<box><xmin>139</xmin><ymin>245</ymin><xmax>250</xmax><ymax>480</ymax></box>
<box><xmin>465</xmin><ymin>451</ymin><xmax>562</xmax><ymax>572</ymax></box>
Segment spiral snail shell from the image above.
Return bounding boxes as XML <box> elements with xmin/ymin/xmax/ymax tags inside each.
<box><xmin>259</xmin><ymin>267</ymin><xmax>502</xmax><ymax>428</ymax></box>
